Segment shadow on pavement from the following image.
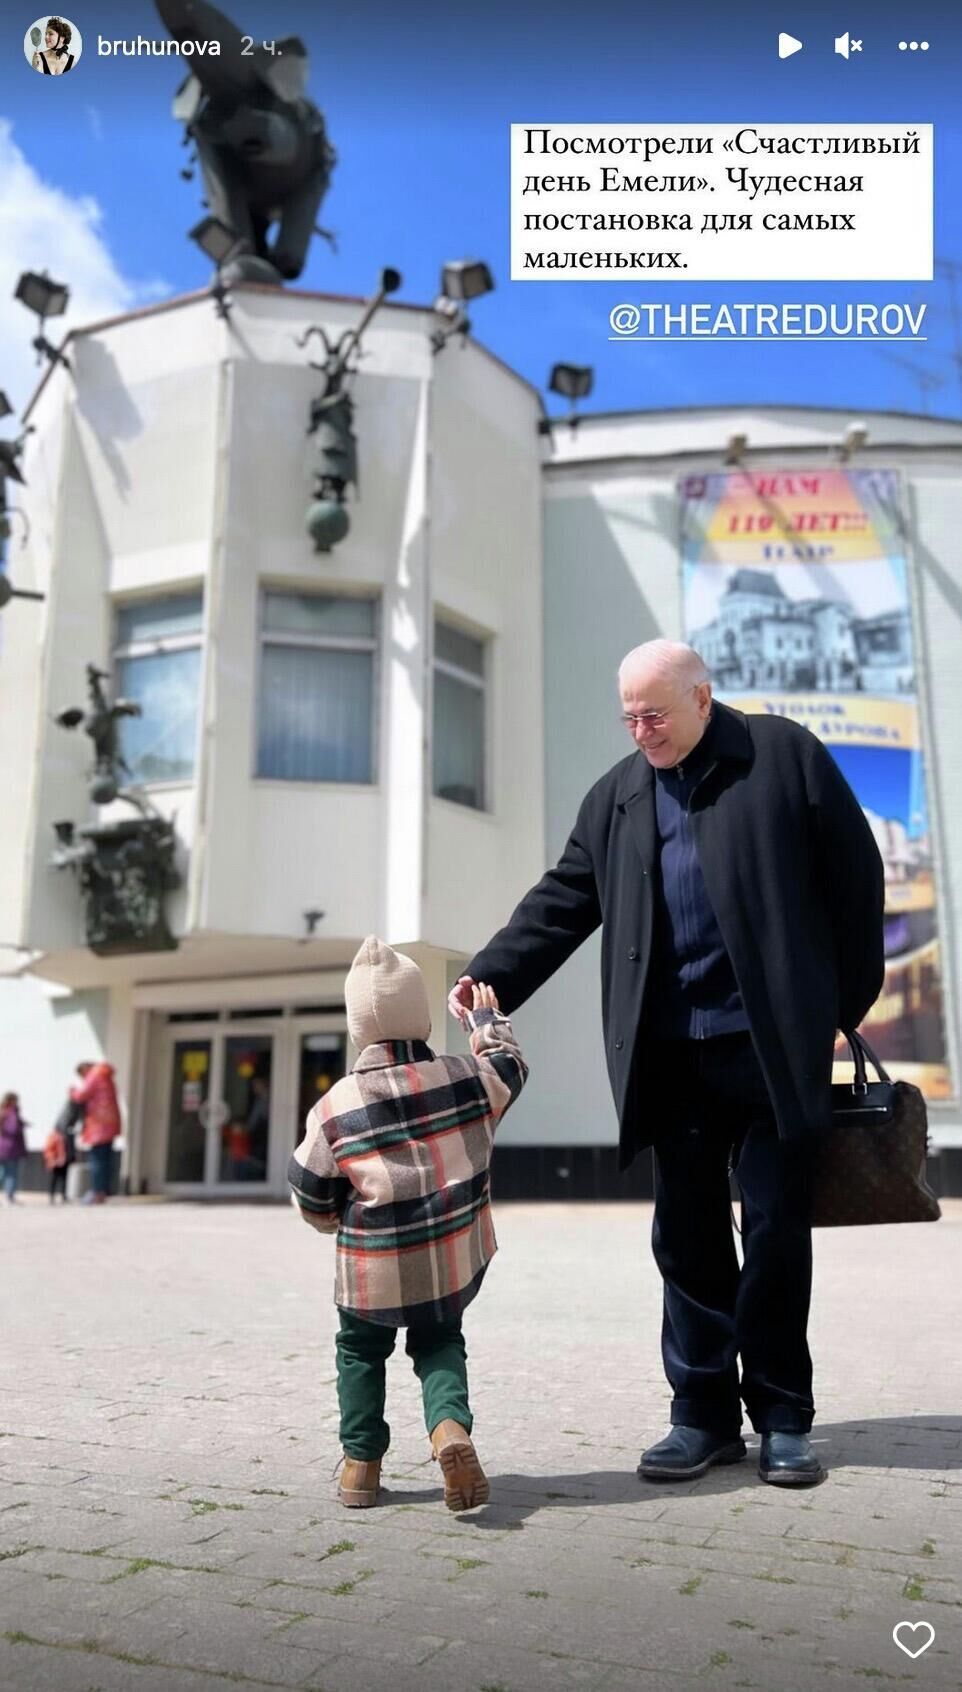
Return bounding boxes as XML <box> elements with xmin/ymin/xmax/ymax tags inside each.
<box><xmin>465</xmin><ymin>1416</ymin><xmax>962</xmax><ymax>1527</ymax></box>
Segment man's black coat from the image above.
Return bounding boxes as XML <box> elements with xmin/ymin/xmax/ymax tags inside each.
<box><xmin>466</xmin><ymin>702</ymin><xmax>885</xmax><ymax>1167</ymax></box>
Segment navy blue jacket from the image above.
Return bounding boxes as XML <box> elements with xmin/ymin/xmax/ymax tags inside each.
<box><xmin>649</xmin><ymin>711</ymin><xmax>749</xmax><ymax>1039</ymax></box>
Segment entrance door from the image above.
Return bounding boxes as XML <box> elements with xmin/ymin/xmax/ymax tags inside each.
<box><xmin>163</xmin><ymin>1024</ymin><xmax>277</xmax><ymax>1193</ymax></box>
<box><xmin>294</xmin><ymin>1026</ymin><xmax>348</xmax><ymax>1147</ymax></box>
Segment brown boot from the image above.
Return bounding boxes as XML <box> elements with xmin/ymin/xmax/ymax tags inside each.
<box><xmin>337</xmin><ymin>1456</ymin><xmax>382</xmax><ymax>1508</ymax></box>
<box><xmin>430</xmin><ymin>1420</ymin><xmax>490</xmax><ymax>1512</ymax></box>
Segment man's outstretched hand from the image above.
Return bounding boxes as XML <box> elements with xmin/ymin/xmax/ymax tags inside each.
<box><xmin>448</xmin><ymin>976</ymin><xmax>476</xmax><ymax>1026</ymax></box>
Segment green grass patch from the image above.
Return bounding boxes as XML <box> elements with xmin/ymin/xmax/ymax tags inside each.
<box><xmin>710</xmin><ymin>1651</ymin><xmax>731</xmax><ymax>1668</ymax></box>
<box><xmin>330</xmin><ymin>1568</ymin><xmax>374</xmax><ymax>1597</ymax></box>
<box><xmin>525</xmin><ymin>1590</ymin><xmax>548</xmax><ymax>1599</ymax></box>
<box><xmin>903</xmin><ymin>1576</ymin><xmax>924</xmax><ymax>1600</ymax></box>
<box><xmin>104</xmin><ymin>1557</ymin><xmax>165</xmax><ymax>1582</ymax></box>
<box><xmin>679</xmin><ymin>1575</ymin><xmax>702</xmax><ymax>1596</ymax></box>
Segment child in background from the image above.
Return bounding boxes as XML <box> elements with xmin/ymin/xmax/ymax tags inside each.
<box><xmin>43</xmin><ymin>1104</ymin><xmax>77</xmax><ymax>1203</ymax></box>
<box><xmin>289</xmin><ymin>936</ymin><xmax>527</xmax><ymax>1511</ymax></box>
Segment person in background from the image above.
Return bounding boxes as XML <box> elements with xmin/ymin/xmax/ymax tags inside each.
<box><xmin>71</xmin><ymin>1061</ymin><xmax>121</xmax><ymax>1204</ymax></box>
<box><xmin>0</xmin><ymin>1093</ymin><xmax>29</xmax><ymax>1205</ymax></box>
<box><xmin>43</xmin><ymin>1100</ymin><xmax>78</xmax><ymax>1204</ymax></box>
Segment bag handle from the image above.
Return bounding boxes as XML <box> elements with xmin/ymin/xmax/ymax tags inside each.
<box><xmin>841</xmin><ymin>1028</ymin><xmax>892</xmax><ymax>1092</ymax></box>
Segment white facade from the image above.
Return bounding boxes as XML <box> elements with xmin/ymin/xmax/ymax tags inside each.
<box><xmin>4</xmin><ymin>342</ymin><xmax>962</xmax><ymax>1188</ymax></box>
<box><xmin>0</xmin><ymin>286</ymin><xmax>544</xmax><ymax>1192</ymax></box>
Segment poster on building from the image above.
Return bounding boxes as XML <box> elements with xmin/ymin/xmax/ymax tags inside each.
<box><xmin>679</xmin><ymin>467</ymin><xmax>952</xmax><ymax>1099</ymax></box>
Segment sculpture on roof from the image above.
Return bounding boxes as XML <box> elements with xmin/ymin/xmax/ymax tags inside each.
<box><xmin>155</xmin><ymin>0</ymin><xmax>336</xmax><ymax>285</ymax></box>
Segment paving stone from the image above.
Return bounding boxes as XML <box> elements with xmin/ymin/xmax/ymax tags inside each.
<box><xmin>1</xmin><ymin>1199</ymin><xmax>960</xmax><ymax>1692</ymax></box>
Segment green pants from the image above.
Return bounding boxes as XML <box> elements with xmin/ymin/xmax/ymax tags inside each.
<box><xmin>335</xmin><ymin>1310</ymin><xmax>472</xmax><ymax>1460</ymax></box>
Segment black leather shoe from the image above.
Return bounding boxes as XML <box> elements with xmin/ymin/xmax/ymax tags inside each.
<box><xmin>638</xmin><ymin>1426</ymin><xmax>746</xmax><ymax>1481</ymax></box>
<box><xmin>759</xmin><ymin>1432</ymin><xmax>823</xmax><ymax>1486</ymax></box>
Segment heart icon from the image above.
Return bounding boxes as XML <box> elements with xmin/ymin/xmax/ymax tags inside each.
<box><xmin>892</xmin><ymin>1620</ymin><xmax>935</xmax><ymax>1659</ymax></box>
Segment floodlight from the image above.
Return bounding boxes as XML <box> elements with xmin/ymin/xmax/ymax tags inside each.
<box><xmin>0</xmin><ymin>441</ymin><xmax>26</xmax><ymax>485</ymax></box>
<box><xmin>189</xmin><ymin>216</ymin><xmax>240</xmax><ymax>265</ymax></box>
<box><xmin>548</xmin><ymin>364</ymin><xmax>594</xmax><ymax>402</ymax></box>
<box><xmin>14</xmin><ymin>271</ymin><xmax>69</xmax><ymax>320</ymax></box>
<box><xmin>440</xmin><ymin>261</ymin><xmax>495</xmax><ymax>303</ymax></box>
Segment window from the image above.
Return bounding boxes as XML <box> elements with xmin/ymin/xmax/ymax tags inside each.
<box><xmin>257</xmin><ymin>592</ymin><xmax>377</xmax><ymax>783</ymax></box>
<box><xmin>113</xmin><ymin>592</ymin><xmax>204</xmax><ymax>783</ymax></box>
<box><xmin>433</xmin><ymin>618</ymin><xmax>486</xmax><ymax>810</ymax></box>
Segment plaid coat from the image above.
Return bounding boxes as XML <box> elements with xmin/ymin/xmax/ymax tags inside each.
<box><xmin>288</xmin><ymin>1008</ymin><xmax>527</xmax><ymax>1326</ymax></box>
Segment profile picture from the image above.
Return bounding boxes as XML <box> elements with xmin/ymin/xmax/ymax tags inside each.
<box><xmin>24</xmin><ymin>14</ymin><xmax>82</xmax><ymax>75</ymax></box>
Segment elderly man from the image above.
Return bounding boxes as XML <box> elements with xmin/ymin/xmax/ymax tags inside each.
<box><xmin>449</xmin><ymin>640</ymin><xmax>884</xmax><ymax>1486</ymax></box>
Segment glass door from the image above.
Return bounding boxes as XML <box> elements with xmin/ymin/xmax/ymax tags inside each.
<box><xmin>163</xmin><ymin>1025</ymin><xmax>276</xmax><ymax>1191</ymax></box>
<box><xmin>215</xmin><ymin>1033</ymin><xmax>274</xmax><ymax>1186</ymax></box>
<box><xmin>294</xmin><ymin>1027</ymin><xmax>348</xmax><ymax>1148</ymax></box>
<box><xmin>165</xmin><ymin>1035</ymin><xmax>213</xmax><ymax>1183</ymax></box>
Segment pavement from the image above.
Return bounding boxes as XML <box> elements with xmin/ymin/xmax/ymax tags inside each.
<box><xmin>0</xmin><ymin>1197</ymin><xmax>960</xmax><ymax>1692</ymax></box>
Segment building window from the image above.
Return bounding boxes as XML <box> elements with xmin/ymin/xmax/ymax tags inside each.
<box><xmin>257</xmin><ymin>591</ymin><xmax>377</xmax><ymax>783</ymax></box>
<box><xmin>433</xmin><ymin>618</ymin><xmax>486</xmax><ymax>810</ymax></box>
<box><xmin>113</xmin><ymin>592</ymin><xmax>204</xmax><ymax>783</ymax></box>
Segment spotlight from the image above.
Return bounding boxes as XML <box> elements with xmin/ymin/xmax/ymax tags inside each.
<box><xmin>14</xmin><ymin>271</ymin><xmax>71</xmax><ymax>369</ymax></box>
<box><xmin>548</xmin><ymin>363</ymin><xmax>595</xmax><ymax>403</ymax></box>
<box><xmin>724</xmin><ymin>432</ymin><xmax>749</xmax><ymax>466</ymax></box>
<box><xmin>189</xmin><ymin>215</ymin><xmax>240</xmax><ymax>265</ymax></box>
<box><xmin>440</xmin><ymin>261</ymin><xmax>495</xmax><ymax>303</ymax></box>
<box><xmin>431</xmin><ymin>260</ymin><xmax>495</xmax><ymax>353</ymax></box>
<box><xmin>14</xmin><ymin>271</ymin><xmax>69</xmax><ymax>321</ymax></box>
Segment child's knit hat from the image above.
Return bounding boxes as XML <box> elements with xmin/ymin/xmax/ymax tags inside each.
<box><xmin>345</xmin><ymin>936</ymin><xmax>431</xmax><ymax>1050</ymax></box>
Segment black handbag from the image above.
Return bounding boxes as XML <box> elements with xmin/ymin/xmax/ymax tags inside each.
<box><xmin>812</xmin><ymin>1029</ymin><xmax>941</xmax><ymax>1227</ymax></box>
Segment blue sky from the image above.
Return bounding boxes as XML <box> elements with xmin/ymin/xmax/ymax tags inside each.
<box><xmin>831</xmin><ymin>744</ymin><xmax>923</xmax><ymax>830</ymax></box>
<box><xmin>2</xmin><ymin>0</ymin><xmax>960</xmax><ymax>421</ymax></box>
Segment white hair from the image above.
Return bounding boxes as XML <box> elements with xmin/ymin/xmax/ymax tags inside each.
<box><xmin>617</xmin><ymin>640</ymin><xmax>710</xmax><ymax>694</ymax></box>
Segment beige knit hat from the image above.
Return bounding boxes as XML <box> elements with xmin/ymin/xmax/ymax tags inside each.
<box><xmin>345</xmin><ymin>936</ymin><xmax>431</xmax><ymax>1050</ymax></box>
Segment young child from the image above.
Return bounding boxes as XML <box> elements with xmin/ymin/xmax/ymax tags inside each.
<box><xmin>43</xmin><ymin>1098</ymin><xmax>78</xmax><ymax>1204</ymax></box>
<box><xmin>289</xmin><ymin>936</ymin><xmax>527</xmax><ymax>1512</ymax></box>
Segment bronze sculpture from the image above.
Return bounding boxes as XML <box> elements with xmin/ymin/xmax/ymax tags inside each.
<box><xmin>52</xmin><ymin>667</ymin><xmax>181</xmax><ymax>955</ymax></box>
<box><xmin>155</xmin><ymin>0</ymin><xmax>336</xmax><ymax>284</ymax></box>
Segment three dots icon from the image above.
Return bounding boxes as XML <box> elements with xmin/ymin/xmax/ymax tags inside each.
<box><xmin>898</xmin><ymin>40</ymin><xmax>929</xmax><ymax>50</ymax></box>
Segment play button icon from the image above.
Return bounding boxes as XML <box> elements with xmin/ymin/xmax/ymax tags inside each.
<box><xmin>778</xmin><ymin>31</ymin><xmax>803</xmax><ymax>57</ymax></box>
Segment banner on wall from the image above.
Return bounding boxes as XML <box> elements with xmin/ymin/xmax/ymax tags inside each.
<box><xmin>679</xmin><ymin>467</ymin><xmax>952</xmax><ymax>1100</ymax></box>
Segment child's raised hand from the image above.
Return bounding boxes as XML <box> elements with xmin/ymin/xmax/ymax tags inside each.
<box><xmin>472</xmin><ymin>982</ymin><xmax>499</xmax><ymax>1012</ymax></box>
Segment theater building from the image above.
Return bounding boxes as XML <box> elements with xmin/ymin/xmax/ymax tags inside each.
<box><xmin>1</xmin><ymin>292</ymin><xmax>960</xmax><ymax>1193</ymax></box>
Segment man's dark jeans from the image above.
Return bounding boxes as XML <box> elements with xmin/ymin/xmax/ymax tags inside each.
<box><xmin>648</xmin><ymin>1031</ymin><xmax>815</xmax><ymax>1438</ymax></box>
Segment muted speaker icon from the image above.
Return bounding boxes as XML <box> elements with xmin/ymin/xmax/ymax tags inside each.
<box><xmin>835</xmin><ymin>31</ymin><xmax>850</xmax><ymax>55</ymax></box>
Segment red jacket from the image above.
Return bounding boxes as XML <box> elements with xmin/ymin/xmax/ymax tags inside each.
<box><xmin>71</xmin><ymin>1063</ymin><xmax>121</xmax><ymax>1147</ymax></box>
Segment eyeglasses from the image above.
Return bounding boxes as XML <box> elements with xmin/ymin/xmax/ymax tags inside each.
<box><xmin>620</xmin><ymin>684</ymin><xmax>700</xmax><ymax>731</ymax></box>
